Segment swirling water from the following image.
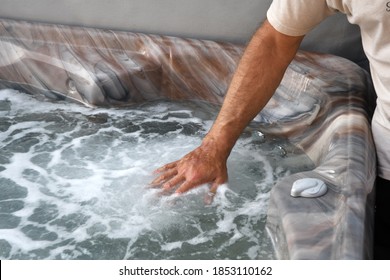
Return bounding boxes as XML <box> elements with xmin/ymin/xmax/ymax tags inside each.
<box><xmin>0</xmin><ymin>89</ymin><xmax>314</xmax><ymax>260</ymax></box>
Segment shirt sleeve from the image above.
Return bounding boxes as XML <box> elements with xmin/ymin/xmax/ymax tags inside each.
<box><xmin>267</xmin><ymin>0</ymin><xmax>337</xmax><ymax>36</ymax></box>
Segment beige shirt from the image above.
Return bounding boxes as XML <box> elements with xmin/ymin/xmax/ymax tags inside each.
<box><xmin>268</xmin><ymin>0</ymin><xmax>390</xmax><ymax>179</ymax></box>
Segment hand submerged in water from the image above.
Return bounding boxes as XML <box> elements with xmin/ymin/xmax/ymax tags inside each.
<box><xmin>150</xmin><ymin>138</ymin><xmax>228</xmax><ymax>202</ymax></box>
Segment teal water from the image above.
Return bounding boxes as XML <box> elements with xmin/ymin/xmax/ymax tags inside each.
<box><xmin>0</xmin><ymin>89</ymin><xmax>314</xmax><ymax>260</ymax></box>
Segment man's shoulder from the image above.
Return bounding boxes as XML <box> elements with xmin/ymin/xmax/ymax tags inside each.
<box><xmin>267</xmin><ymin>0</ymin><xmax>336</xmax><ymax>36</ymax></box>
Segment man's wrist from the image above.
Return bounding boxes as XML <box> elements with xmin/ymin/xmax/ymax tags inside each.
<box><xmin>201</xmin><ymin>134</ymin><xmax>233</xmax><ymax>161</ymax></box>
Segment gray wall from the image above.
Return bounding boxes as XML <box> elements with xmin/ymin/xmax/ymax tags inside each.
<box><xmin>0</xmin><ymin>0</ymin><xmax>366</xmax><ymax>65</ymax></box>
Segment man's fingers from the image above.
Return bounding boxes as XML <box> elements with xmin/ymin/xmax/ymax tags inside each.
<box><xmin>175</xmin><ymin>180</ymin><xmax>200</xmax><ymax>194</ymax></box>
<box><xmin>150</xmin><ymin>168</ymin><xmax>178</xmax><ymax>186</ymax></box>
<box><xmin>153</xmin><ymin>161</ymin><xmax>177</xmax><ymax>174</ymax></box>
<box><xmin>209</xmin><ymin>180</ymin><xmax>221</xmax><ymax>195</ymax></box>
<box><xmin>162</xmin><ymin>175</ymin><xmax>185</xmax><ymax>190</ymax></box>
<box><xmin>204</xmin><ymin>180</ymin><xmax>222</xmax><ymax>205</ymax></box>
<box><xmin>175</xmin><ymin>176</ymin><xmax>225</xmax><ymax>195</ymax></box>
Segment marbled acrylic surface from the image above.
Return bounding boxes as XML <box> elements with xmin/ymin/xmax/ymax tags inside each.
<box><xmin>0</xmin><ymin>19</ymin><xmax>376</xmax><ymax>259</ymax></box>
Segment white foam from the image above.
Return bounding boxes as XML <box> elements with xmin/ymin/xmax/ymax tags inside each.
<box><xmin>0</xmin><ymin>89</ymin><xmax>313</xmax><ymax>259</ymax></box>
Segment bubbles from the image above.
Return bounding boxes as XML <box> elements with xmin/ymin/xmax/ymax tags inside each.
<box><xmin>0</xmin><ymin>89</ymin><xmax>314</xmax><ymax>259</ymax></box>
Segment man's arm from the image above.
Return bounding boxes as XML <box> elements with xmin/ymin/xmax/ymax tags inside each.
<box><xmin>151</xmin><ymin>20</ymin><xmax>304</xmax><ymax>195</ymax></box>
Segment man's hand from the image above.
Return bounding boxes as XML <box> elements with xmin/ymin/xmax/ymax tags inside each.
<box><xmin>150</xmin><ymin>138</ymin><xmax>228</xmax><ymax>197</ymax></box>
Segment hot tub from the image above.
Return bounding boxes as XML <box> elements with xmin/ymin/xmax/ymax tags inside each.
<box><xmin>0</xmin><ymin>19</ymin><xmax>376</xmax><ymax>259</ymax></box>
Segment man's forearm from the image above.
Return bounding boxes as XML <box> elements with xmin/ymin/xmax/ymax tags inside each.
<box><xmin>151</xmin><ymin>21</ymin><xmax>305</xmax><ymax>195</ymax></box>
<box><xmin>204</xmin><ymin>20</ymin><xmax>304</xmax><ymax>157</ymax></box>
